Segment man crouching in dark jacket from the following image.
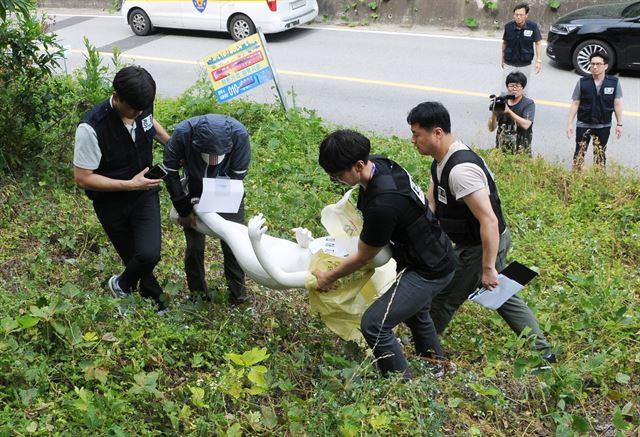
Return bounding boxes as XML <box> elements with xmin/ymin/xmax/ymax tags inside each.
<box><xmin>163</xmin><ymin>114</ymin><xmax>251</xmax><ymax>304</ymax></box>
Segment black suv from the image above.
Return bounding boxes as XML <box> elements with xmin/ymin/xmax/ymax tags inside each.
<box><xmin>546</xmin><ymin>1</ymin><xmax>640</xmax><ymax>75</ymax></box>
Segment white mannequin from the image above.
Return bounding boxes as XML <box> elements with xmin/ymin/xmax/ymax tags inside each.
<box><xmin>169</xmin><ymin>205</ymin><xmax>392</xmax><ymax>290</ymax></box>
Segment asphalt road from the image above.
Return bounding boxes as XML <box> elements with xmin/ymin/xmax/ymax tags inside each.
<box><xmin>46</xmin><ymin>10</ymin><xmax>640</xmax><ymax>170</ymax></box>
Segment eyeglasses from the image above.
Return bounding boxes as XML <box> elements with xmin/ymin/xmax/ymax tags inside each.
<box><xmin>590</xmin><ymin>62</ymin><xmax>605</xmax><ymax>66</ymax></box>
<box><xmin>507</xmin><ymin>84</ymin><xmax>523</xmax><ymax>89</ymax></box>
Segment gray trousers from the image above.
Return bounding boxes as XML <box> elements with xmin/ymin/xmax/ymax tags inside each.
<box><xmin>430</xmin><ymin>229</ymin><xmax>552</xmax><ymax>354</ymax></box>
<box><xmin>184</xmin><ymin>200</ymin><xmax>247</xmax><ymax>303</ymax></box>
<box><xmin>361</xmin><ymin>270</ymin><xmax>455</xmax><ymax>376</ymax></box>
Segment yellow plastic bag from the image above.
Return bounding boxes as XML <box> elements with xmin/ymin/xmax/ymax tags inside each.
<box><xmin>305</xmin><ymin>189</ymin><xmax>397</xmax><ymax>342</ymax></box>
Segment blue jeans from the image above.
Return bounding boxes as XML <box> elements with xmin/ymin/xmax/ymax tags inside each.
<box><xmin>361</xmin><ymin>270</ymin><xmax>455</xmax><ymax>376</ymax></box>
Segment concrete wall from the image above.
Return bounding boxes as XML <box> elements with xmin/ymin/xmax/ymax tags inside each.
<box><xmin>39</xmin><ymin>0</ymin><xmax>626</xmax><ymax>30</ymax></box>
<box><xmin>322</xmin><ymin>0</ymin><xmax>626</xmax><ymax>30</ymax></box>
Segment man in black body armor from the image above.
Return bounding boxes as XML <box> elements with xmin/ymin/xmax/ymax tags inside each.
<box><xmin>73</xmin><ymin>66</ymin><xmax>170</xmax><ymax>311</ymax></box>
<box><xmin>566</xmin><ymin>51</ymin><xmax>623</xmax><ymax>170</ymax></box>
<box><xmin>407</xmin><ymin>102</ymin><xmax>555</xmax><ymax>361</ymax></box>
<box><xmin>313</xmin><ymin>130</ymin><xmax>457</xmax><ymax>378</ymax></box>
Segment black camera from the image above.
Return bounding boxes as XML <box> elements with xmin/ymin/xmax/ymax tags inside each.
<box><xmin>489</xmin><ymin>94</ymin><xmax>515</xmax><ymax>112</ymax></box>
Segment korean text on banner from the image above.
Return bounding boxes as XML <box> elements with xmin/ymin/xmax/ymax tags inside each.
<box><xmin>203</xmin><ymin>33</ymin><xmax>274</xmax><ymax>103</ymax></box>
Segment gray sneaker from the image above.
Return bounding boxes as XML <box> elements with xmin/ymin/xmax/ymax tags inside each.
<box><xmin>108</xmin><ymin>275</ymin><xmax>128</xmax><ymax>299</ymax></box>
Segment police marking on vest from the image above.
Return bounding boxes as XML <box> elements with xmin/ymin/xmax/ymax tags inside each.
<box><xmin>141</xmin><ymin>115</ymin><xmax>153</xmax><ymax>132</ymax></box>
<box><xmin>604</xmin><ymin>87</ymin><xmax>614</xmax><ymax>95</ymax></box>
<box><xmin>437</xmin><ymin>186</ymin><xmax>448</xmax><ymax>205</ymax></box>
<box><xmin>523</xmin><ymin>30</ymin><xmax>533</xmax><ymax>37</ymax></box>
<box><xmin>407</xmin><ymin>172</ymin><xmax>426</xmax><ymax>205</ymax></box>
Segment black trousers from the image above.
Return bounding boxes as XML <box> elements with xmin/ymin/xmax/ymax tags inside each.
<box><xmin>184</xmin><ymin>199</ymin><xmax>246</xmax><ymax>303</ymax></box>
<box><xmin>573</xmin><ymin>126</ymin><xmax>611</xmax><ymax>170</ymax></box>
<box><xmin>93</xmin><ymin>190</ymin><xmax>163</xmax><ymax>304</ymax></box>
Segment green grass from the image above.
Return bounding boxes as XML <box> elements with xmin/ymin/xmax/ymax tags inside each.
<box><xmin>1</xmin><ymin>83</ymin><xmax>639</xmax><ymax>435</ymax></box>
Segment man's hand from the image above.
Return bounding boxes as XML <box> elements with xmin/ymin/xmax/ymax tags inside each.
<box><xmin>312</xmin><ymin>271</ymin><xmax>336</xmax><ymax>292</ymax></box>
<box><xmin>482</xmin><ymin>266</ymin><xmax>500</xmax><ymax>290</ymax></box>
<box><xmin>615</xmin><ymin>125</ymin><xmax>623</xmax><ymax>139</ymax></box>
<box><xmin>566</xmin><ymin>125</ymin><xmax>574</xmax><ymax>139</ymax></box>
<box><xmin>178</xmin><ymin>213</ymin><xmax>197</xmax><ymax>229</ymax></box>
<box><xmin>535</xmin><ymin>60</ymin><xmax>542</xmax><ymax>74</ymax></box>
<box><xmin>128</xmin><ymin>167</ymin><xmax>162</xmax><ymax>191</ymax></box>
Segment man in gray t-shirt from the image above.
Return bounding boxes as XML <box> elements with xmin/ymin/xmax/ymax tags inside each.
<box><xmin>566</xmin><ymin>51</ymin><xmax>623</xmax><ymax>169</ymax></box>
<box><xmin>489</xmin><ymin>71</ymin><xmax>535</xmax><ymax>156</ymax></box>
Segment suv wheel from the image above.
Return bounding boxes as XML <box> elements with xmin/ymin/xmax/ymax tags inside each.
<box><xmin>572</xmin><ymin>39</ymin><xmax>615</xmax><ymax>76</ymax></box>
<box><xmin>228</xmin><ymin>14</ymin><xmax>256</xmax><ymax>41</ymax></box>
<box><xmin>129</xmin><ymin>8</ymin><xmax>153</xmax><ymax>36</ymax></box>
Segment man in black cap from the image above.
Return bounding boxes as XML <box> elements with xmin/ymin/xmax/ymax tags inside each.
<box><xmin>163</xmin><ymin>114</ymin><xmax>251</xmax><ymax>304</ymax></box>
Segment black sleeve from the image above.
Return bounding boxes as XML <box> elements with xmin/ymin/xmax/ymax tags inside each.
<box><xmin>359</xmin><ymin>197</ymin><xmax>401</xmax><ymax>247</ymax></box>
<box><xmin>533</xmin><ymin>23</ymin><xmax>542</xmax><ymax>42</ymax></box>
<box><xmin>163</xmin><ymin>125</ymin><xmax>192</xmax><ymax>217</ymax></box>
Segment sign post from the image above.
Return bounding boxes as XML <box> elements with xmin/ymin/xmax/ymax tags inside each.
<box><xmin>203</xmin><ymin>30</ymin><xmax>288</xmax><ymax>111</ymax></box>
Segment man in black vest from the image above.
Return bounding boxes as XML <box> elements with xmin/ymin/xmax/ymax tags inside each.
<box><xmin>501</xmin><ymin>3</ymin><xmax>543</xmax><ymax>85</ymax></box>
<box><xmin>163</xmin><ymin>114</ymin><xmax>251</xmax><ymax>305</ymax></box>
<box><xmin>313</xmin><ymin>130</ymin><xmax>457</xmax><ymax>378</ymax></box>
<box><xmin>566</xmin><ymin>51</ymin><xmax>623</xmax><ymax>170</ymax></box>
<box><xmin>407</xmin><ymin>102</ymin><xmax>554</xmax><ymax>360</ymax></box>
<box><xmin>73</xmin><ymin>66</ymin><xmax>170</xmax><ymax>311</ymax></box>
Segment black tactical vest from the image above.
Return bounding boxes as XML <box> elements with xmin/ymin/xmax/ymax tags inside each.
<box><xmin>80</xmin><ymin>99</ymin><xmax>156</xmax><ymax>201</ymax></box>
<box><xmin>358</xmin><ymin>156</ymin><xmax>456</xmax><ymax>279</ymax></box>
<box><xmin>430</xmin><ymin>149</ymin><xmax>506</xmax><ymax>246</ymax></box>
<box><xmin>577</xmin><ymin>75</ymin><xmax>618</xmax><ymax>125</ymax></box>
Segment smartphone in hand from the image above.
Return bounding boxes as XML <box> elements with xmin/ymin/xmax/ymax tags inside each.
<box><xmin>144</xmin><ymin>163</ymin><xmax>168</xmax><ymax>179</ymax></box>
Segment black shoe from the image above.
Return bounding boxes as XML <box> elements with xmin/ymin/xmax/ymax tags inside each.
<box><xmin>108</xmin><ymin>275</ymin><xmax>128</xmax><ymax>299</ymax></box>
<box><xmin>230</xmin><ymin>295</ymin><xmax>254</xmax><ymax>307</ymax></box>
<box><xmin>532</xmin><ymin>353</ymin><xmax>558</xmax><ymax>372</ymax></box>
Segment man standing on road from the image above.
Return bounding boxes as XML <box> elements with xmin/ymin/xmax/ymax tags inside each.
<box><xmin>407</xmin><ymin>102</ymin><xmax>555</xmax><ymax>361</ymax></box>
<box><xmin>73</xmin><ymin>66</ymin><xmax>170</xmax><ymax>311</ymax></box>
<box><xmin>566</xmin><ymin>51</ymin><xmax>623</xmax><ymax>170</ymax></box>
<box><xmin>502</xmin><ymin>3</ymin><xmax>543</xmax><ymax>85</ymax></box>
<box><xmin>163</xmin><ymin>114</ymin><xmax>251</xmax><ymax>305</ymax></box>
<box><xmin>313</xmin><ymin>130</ymin><xmax>457</xmax><ymax>378</ymax></box>
<box><xmin>488</xmin><ymin>71</ymin><xmax>536</xmax><ymax>156</ymax></box>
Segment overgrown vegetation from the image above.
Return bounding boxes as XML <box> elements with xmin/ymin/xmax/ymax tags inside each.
<box><xmin>1</xmin><ymin>5</ymin><xmax>639</xmax><ymax>436</ymax></box>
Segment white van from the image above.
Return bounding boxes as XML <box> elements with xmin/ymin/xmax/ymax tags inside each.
<box><xmin>122</xmin><ymin>0</ymin><xmax>318</xmax><ymax>41</ymax></box>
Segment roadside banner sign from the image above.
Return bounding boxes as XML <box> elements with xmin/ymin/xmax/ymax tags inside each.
<box><xmin>203</xmin><ymin>30</ymin><xmax>288</xmax><ymax>110</ymax></box>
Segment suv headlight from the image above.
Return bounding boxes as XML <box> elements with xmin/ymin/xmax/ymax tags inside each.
<box><xmin>550</xmin><ymin>23</ymin><xmax>582</xmax><ymax>35</ymax></box>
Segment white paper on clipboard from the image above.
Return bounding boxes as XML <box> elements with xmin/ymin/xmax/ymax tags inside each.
<box><xmin>196</xmin><ymin>178</ymin><xmax>244</xmax><ymax>214</ymax></box>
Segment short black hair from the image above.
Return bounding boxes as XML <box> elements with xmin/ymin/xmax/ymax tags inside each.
<box><xmin>318</xmin><ymin>130</ymin><xmax>370</xmax><ymax>174</ymax></box>
<box><xmin>112</xmin><ymin>66</ymin><xmax>156</xmax><ymax>111</ymax></box>
<box><xmin>590</xmin><ymin>51</ymin><xmax>608</xmax><ymax>64</ymax></box>
<box><xmin>406</xmin><ymin>102</ymin><xmax>451</xmax><ymax>134</ymax></box>
<box><xmin>513</xmin><ymin>3</ymin><xmax>529</xmax><ymax>13</ymax></box>
<box><xmin>505</xmin><ymin>71</ymin><xmax>527</xmax><ymax>88</ymax></box>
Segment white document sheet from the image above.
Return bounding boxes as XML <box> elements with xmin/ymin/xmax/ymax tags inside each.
<box><xmin>468</xmin><ymin>274</ymin><xmax>522</xmax><ymax>310</ymax></box>
<box><xmin>308</xmin><ymin>236</ymin><xmax>355</xmax><ymax>258</ymax></box>
<box><xmin>196</xmin><ymin>178</ymin><xmax>244</xmax><ymax>214</ymax></box>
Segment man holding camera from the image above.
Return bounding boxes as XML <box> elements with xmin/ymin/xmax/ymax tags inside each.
<box><xmin>163</xmin><ymin>114</ymin><xmax>251</xmax><ymax>305</ymax></box>
<box><xmin>408</xmin><ymin>102</ymin><xmax>555</xmax><ymax>361</ymax></box>
<box><xmin>566</xmin><ymin>51</ymin><xmax>623</xmax><ymax>170</ymax></box>
<box><xmin>489</xmin><ymin>72</ymin><xmax>535</xmax><ymax>156</ymax></box>
<box><xmin>73</xmin><ymin>66</ymin><xmax>170</xmax><ymax>311</ymax></box>
<box><xmin>501</xmin><ymin>3</ymin><xmax>543</xmax><ymax>85</ymax></box>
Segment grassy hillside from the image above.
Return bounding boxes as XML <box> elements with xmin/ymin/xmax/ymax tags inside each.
<box><xmin>1</xmin><ymin>84</ymin><xmax>638</xmax><ymax>435</ymax></box>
